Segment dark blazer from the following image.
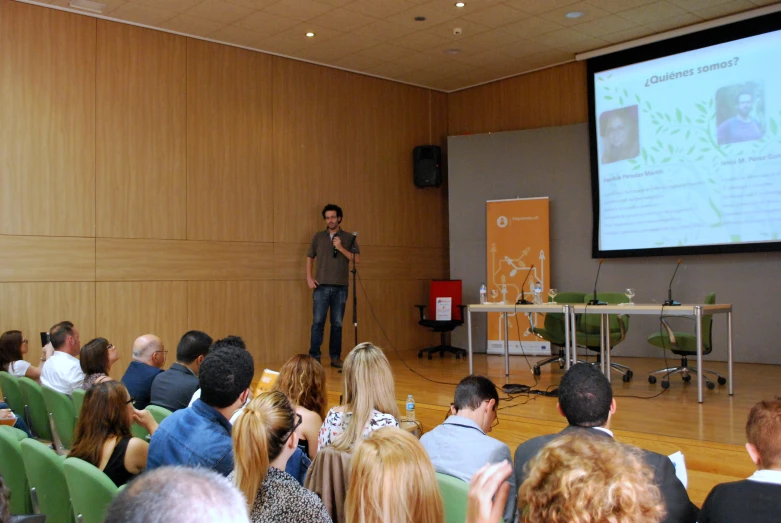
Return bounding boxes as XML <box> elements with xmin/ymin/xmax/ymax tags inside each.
<box><xmin>149</xmin><ymin>363</ymin><xmax>199</xmax><ymax>412</ymax></box>
<box><xmin>513</xmin><ymin>426</ymin><xmax>698</xmax><ymax>523</ymax></box>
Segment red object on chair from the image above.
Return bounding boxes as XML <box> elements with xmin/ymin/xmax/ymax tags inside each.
<box><xmin>416</xmin><ymin>280</ymin><xmax>466</xmax><ymax>360</ymax></box>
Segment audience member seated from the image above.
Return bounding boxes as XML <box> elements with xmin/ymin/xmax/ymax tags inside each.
<box><xmin>272</xmin><ymin>354</ymin><xmax>328</xmax><ymax>459</ymax></box>
<box><xmin>346</xmin><ymin>427</ymin><xmax>444</xmax><ymax>523</ymax></box>
<box><xmin>150</xmin><ymin>330</ymin><xmax>212</xmax><ymax>412</ymax></box>
<box><xmin>40</xmin><ymin>321</ymin><xmax>84</xmax><ymax>395</ymax></box>
<box><xmin>68</xmin><ymin>381</ymin><xmax>157</xmax><ymax>487</ymax></box>
<box><xmin>420</xmin><ymin>375</ymin><xmax>516</xmax><ymax>523</ymax></box>
<box><xmin>147</xmin><ymin>344</ymin><xmax>253</xmax><ymax>476</ymax></box>
<box><xmin>188</xmin><ymin>336</ymin><xmax>248</xmax><ymax>424</ymax></box>
<box><xmin>318</xmin><ymin>342</ymin><xmax>399</xmax><ymax>452</ymax></box>
<box><xmin>79</xmin><ymin>337</ymin><xmax>118</xmax><ymax>390</ymax></box>
<box><xmin>232</xmin><ymin>391</ymin><xmax>331</xmax><ymax>523</ymax></box>
<box><xmin>1</xmin><ymin>330</ymin><xmax>52</xmax><ymax>382</ymax></box>
<box><xmin>0</xmin><ymin>473</ymin><xmax>7</xmax><ymax>523</ymax></box>
<box><xmin>103</xmin><ymin>466</ymin><xmax>250</xmax><ymax>523</ymax></box>
<box><xmin>513</xmin><ymin>363</ymin><xmax>697</xmax><ymax>523</ymax></box>
<box><xmin>121</xmin><ymin>334</ymin><xmax>165</xmax><ymax>410</ymax></box>
<box><xmin>519</xmin><ymin>433</ymin><xmax>665</xmax><ymax>522</ymax></box>
<box><xmin>698</xmin><ymin>399</ymin><xmax>781</xmax><ymax>523</ymax></box>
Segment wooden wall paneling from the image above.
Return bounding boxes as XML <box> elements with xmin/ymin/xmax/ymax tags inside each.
<box><xmin>96</xmin><ymin>21</ymin><xmax>187</xmax><ymax>240</ymax></box>
<box><xmin>96</xmin><ymin>238</ymin><xmax>273</xmax><ymax>281</ymax></box>
<box><xmin>354</xmin><ymin>246</ymin><xmax>448</xmax><ymax>280</ymax></box>
<box><xmin>96</xmin><ymin>282</ymin><xmax>188</xmax><ymax>379</ymax></box>
<box><xmin>0</xmin><ymin>1</ymin><xmax>96</xmax><ymax>237</ymax></box>
<box><xmin>272</xmin><ymin>59</ymin><xmax>358</xmax><ymax>245</ymax></box>
<box><xmin>272</xmin><ymin>280</ymin><xmax>315</xmax><ymax>366</ymax></box>
<box><xmin>0</xmin><ymin>235</ymin><xmax>95</xmax><ymax>282</ymax></box>
<box><xmin>273</xmin><ymin>243</ymin><xmax>308</xmax><ymax>281</ymax></box>
<box><xmin>448</xmin><ymin>61</ymin><xmax>588</xmax><ymax>136</ymax></box>
<box><xmin>186</xmin><ymin>39</ymin><xmax>273</xmax><ymax>243</ymax></box>
<box><xmin>0</xmin><ymin>282</ymin><xmax>96</xmax><ymax>364</ymax></box>
<box><xmin>188</xmin><ymin>281</ymin><xmax>276</xmax><ymax>373</ymax></box>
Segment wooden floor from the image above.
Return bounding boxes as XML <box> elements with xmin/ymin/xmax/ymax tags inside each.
<box><xmin>264</xmin><ymin>349</ymin><xmax>781</xmax><ymax>506</ymax></box>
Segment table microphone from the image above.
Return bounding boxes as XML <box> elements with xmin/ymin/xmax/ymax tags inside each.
<box><xmin>516</xmin><ymin>264</ymin><xmax>534</xmax><ymax>305</ymax></box>
<box><xmin>588</xmin><ymin>259</ymin><xmax>606</xmax><ymax>305</ymax></box>
<box><xmin>664</xmin><ymin>259</ymin><xmax>682</xmax><ymax>306</ymax></box>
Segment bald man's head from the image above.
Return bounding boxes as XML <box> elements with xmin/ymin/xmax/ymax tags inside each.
<box><xmin>132</xmin><ymin>334</ymin><xmax>165</xmax><ymax>368</ymax></box>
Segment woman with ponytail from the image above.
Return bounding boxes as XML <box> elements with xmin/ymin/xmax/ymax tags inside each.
<box><xmin>232</xmin><ymin>391</ymin><xmax>332</xmax><ymax>523</ymax></box>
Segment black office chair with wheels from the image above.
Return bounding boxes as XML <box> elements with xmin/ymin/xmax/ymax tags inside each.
<box><xmin>575</xmin><ymin>292</ymin><xmax>634</xmax><ymax>382</ymax></box>
<box><xmin>647</xmin><ymin>292</ymin><xmax>727</xmax><ymax>390</ymax></box>
<box><xmin>530</xmin><ymin>292</ymin><xmax>586</xmax><ymax>376</ymax></box>
<box><xmin>416</xmin><ymin>280</ymin><xmax>467</xmax><ymax>360</ymax></box>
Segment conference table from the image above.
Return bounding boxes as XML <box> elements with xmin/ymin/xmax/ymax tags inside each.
<box><xmin>466</xmin><ymin>302</ymin><xmax>733</xmax><ymax>403</ymax></box>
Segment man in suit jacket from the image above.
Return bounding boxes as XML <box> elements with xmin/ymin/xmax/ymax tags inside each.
<box><xmin>421</xmin><ymin>375</ymin><xmax>516</xmax><ymax>523</ymax></box>
<box><xmin>514</xmin><ymin>364</ymin><xmax>697</xmax><ymax>523</ymax></box>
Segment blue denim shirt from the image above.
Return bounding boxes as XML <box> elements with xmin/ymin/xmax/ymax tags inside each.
<box><xmin>147</xmin><ymin>399</ymin><xmax>234</xmax><ymax>476</ymax></box>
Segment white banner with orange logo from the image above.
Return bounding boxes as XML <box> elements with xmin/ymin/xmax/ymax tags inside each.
<box><xmin>486</xmin><ymin>197</ymin><xmax>551</xmax><ymax>355</ymax></box>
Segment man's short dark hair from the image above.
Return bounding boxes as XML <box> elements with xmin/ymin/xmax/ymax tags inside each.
<box><xmin>558</xmin><ymin>363</ymin><xmax>612</xmax><ymax>428</ymax></box>
<box><xmin>321</xmin><ymin>203</ymin><xmax>343</xmax><ymax>220</ymax></box>
<box><xmin>199</xmin><ymin>346</ymin><xmax>254</xmax><ymax>408</ymax></box>
<box><xmin>453</xmin><ymin>375</ymin><xmax>499</xmax><ymax>411</ymax></box>
<box><xmin>104</xmin><ymin>466</ymin><xmax>249</xmax><ymax>523</ymax></box>
<box><xmin>49</xmin><ymin>321</ymin><xmax>75</xmax><ymax>350</ymax></box>
<box><xmin>210</xmin><ymin>335</ymin><xmax>246</xmax><ymax>352</ymax></box>
<box><xmin>176</xmin><ymin>330</ymin><xmax>212</xmax><ymax>364</ymax></box>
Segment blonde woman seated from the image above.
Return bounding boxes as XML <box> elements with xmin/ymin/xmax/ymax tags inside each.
<box><xmin>465</xmin><ymin>433</ymin><xmax>666</xmax><ymax>523</ymax></box>
<box><xmin>232</xmin><ymin>391</ymin><xmax>331</xmax><ymax>523</ymax></box>
<box><xmin>79</xmin><ymin>337</ymin><xmax>119</xmax><ymax>390</ymax></box>
<box><xmin>346</xmin><ymin>427</ymin><xmax>444</xmax><ymax>523</ymax></box>
<box><xmin>69</xmin><ymin>381</ymin><xmax>158</xmax><ymax>487</ymax></box>
<box><xmin>272</xmin><ymin>354</ymin><xmax>328</xmax><ymax>458</ymax></box>
<box><xmin>317</xmin><ymin>343</ymin><xmax>399</xmax><ymax>452</ymax></box>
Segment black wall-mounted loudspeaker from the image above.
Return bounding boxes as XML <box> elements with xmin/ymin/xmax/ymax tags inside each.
<box><xmin>413</xmin><ymin>145</ymin><xmax>442</xmax><ymax>188</ymax></box>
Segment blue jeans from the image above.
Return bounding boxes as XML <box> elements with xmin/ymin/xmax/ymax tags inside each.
<box><xmin>309</xmin><ymin>284</ymin><xmax>348</xmax><ymax>360</ymax></box>
<box><xmin>0</xmin><ymin>402</ymin><xmax>32</xmax><ymax>438</ymax></box>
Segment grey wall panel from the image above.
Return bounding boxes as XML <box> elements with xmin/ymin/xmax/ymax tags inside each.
<box><xmin>448</xmin><ymin>123</ymin><xmax>781</xmax><ymax>364</ymax></box>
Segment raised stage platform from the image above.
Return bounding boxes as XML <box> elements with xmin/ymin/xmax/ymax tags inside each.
<box><xmin>306</xmin><ymin>350</ymin><xmax>780</xmax><ymax>506</ymax></box>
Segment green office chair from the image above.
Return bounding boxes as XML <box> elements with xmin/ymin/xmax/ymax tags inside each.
<box><xmin>530</xmin><ymin>292</ymin><xmax>586</xmax><ymax>375</ymax></box>
<box><xmin>576</xmin><ymin>292</ymin><xmax>633</xmax><ymax>382</ymax></box>
<box><xmin>20</xmin><ymin>438</ymin><xmax>74</xmax><ymax>523</ymax></box>
<box><xmin>0</xmin><ymin>425</ymin><xmax>33</xmax><ymax>515</ymax></box>
<box><xmin>436</xmin><ymin>472</ymin><xmax>469</xmax><ymax>523</ymax></box>
<box><xmin>64</xmin><ymin>457</ymin><xmax>119</xmax><ymax>523</ymax></box>
<box><xmin>647</xmin><ymin>292</ymin><xmax>726</xmax><ymax>390</ymax></box>
<box><xmin>17</xmin><ymin>378</ymin><xmax>52</xmax><ymax>441</ymax></box>
<box><xmin>41</xmin><ymin>386</ymin><xmax>76</xmax><ymax>451</ymax></box>
<box><xmin>71</xmin><ymin>388</ymin><xmax>85</xmax><ymax>418</ymax></box>
<box><xmin>0</xmin><ymin>372</ymin><xmax>27</xmax><ymax>421</ymax></box>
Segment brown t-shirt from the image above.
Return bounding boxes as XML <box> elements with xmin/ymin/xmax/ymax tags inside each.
<box><xmin>307</xmin><ymin>229</ymin><xmax>360</xmax><ymax>286</ymax></box>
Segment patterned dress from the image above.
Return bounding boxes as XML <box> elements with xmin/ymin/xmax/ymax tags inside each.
<box><xmin>317</xmin><ymin>408</ymin><xmax>398</xmax><ymax>451</ymax></box>
<box><xmin>241</xmin><ymin>467</ymin><xmax>332</xmax><ymax>523</ymax></box>
<box><xmin>80</xmin><ymin>372</ymin><xmax>108</xmax><ymax>390</ymax></box>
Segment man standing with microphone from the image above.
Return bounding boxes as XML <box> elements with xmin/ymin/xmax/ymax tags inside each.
<box><xmin>306</xmin><ymin>204</ymin><xmax>359</xmax><ymax>368</ymax></box>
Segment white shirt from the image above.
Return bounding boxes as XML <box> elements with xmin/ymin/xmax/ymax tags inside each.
<box><xmin>7</xmin><ymin>359</ymin><xmax>31</xmax><ymax>378</ymax></box>
<box><xmin>188</xmin><ymin>388</ymin><xmax>247</xmax><ymax>425</ymax></box>
<box><xmin>40</xmin><ymin>351</ymin><xmax>85</xmax><ymax>395</ymax></box>
<box><xmin>748</xmin><ymin>469</ymin><xmax>781</xmax><ymax>485</ymax></box>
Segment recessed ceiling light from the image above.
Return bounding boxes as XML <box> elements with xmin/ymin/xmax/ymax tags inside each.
<box><xmin>414</xmin><ymin>16</ymin><xmax>426</xmax><ymax>22</ymax></box>
<box><xmin>306</xmin><ymin>32</ymin><xmax>315</xmax><ymax>37</ymax></box>
<box><xmin>565</xmin><ymin>11</ymin><xmax>584</xmax><ymax>19</ymax></box>
<box><xmin>455</xmin><ymin>2</ymin><xmax>465</xmax><ymax>7</ymax></box>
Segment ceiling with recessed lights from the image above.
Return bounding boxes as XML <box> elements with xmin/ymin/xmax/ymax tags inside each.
<box><xmin>28</xmin><ymin>0</ymin><xmax>781</xmax><ymax>91</ymax></box>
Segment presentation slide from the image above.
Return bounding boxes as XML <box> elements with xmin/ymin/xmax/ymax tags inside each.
<box><xmin>593</xmin><ymin>29</ymin><xmax>781</xmax><ymax>252</ymax></box>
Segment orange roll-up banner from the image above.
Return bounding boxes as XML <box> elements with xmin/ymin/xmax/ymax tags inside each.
<box><xmin>485</xmin><ymin>197</ymin><xmax>551</xmax><ymax>355</ymax></box>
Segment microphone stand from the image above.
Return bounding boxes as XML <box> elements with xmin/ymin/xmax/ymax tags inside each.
<box><xmin>351</xmin><ymin>239</ymin><xmax>358</xmax><ymax>348</ymax></box>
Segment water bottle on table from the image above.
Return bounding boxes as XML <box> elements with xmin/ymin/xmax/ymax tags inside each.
<box><xmin>479</xmin><ymin>283</ymin><xmax>487</xmax><ymax>304</ymax></box>
<box><xmin>406</xmin><ymin>394</ymin><xmax>415</xmax><ymax>421</ymax></box>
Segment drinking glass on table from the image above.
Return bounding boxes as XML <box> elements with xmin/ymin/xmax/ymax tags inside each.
<box><xmin>625</xmin><ymin>288</ymin><xmax>636</xmax><ymax>305</ymax></box>
<box><xmin>489</xmin><ymin>289</ymin><xmax>499</xmax><ymax>303</ymax></box>
<box><xmin>548</xmin><ymin>289</ymin><xmax>558</xmax><ymax>304</ymax></box>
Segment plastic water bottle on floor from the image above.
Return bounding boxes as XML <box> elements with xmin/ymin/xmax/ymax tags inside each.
<box><xmin>479</xmin><ymin>283</ymin><xmax>487</xmax><ymax>304</ymax></box>
<box><xmin>406</xmin><ymin>394</ymin><xmax>415</xmax><ymax>421</ymax></box>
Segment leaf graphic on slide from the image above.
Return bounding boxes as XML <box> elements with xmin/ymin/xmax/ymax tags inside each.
<box><xmin>605</xmin><ymin>96</ymin><xmax>613</xmax><ymax>100</ymax></box>
<box><xmin>708</xmin><ymin>178</ymin><xmax>716</xmax><ymax>184</ymax></box>
<box><xmin>635</xmin><ymin>94</ymin><xmax>641</xmax><ymax>103</ymax></box>
<box><xmin>668</xmin><ymin>145</ymin><xmax>674</xmax><ymax>154</ymax></box>
<box><xmin>652</xmin><ymin>119</ymin><xmax>659</xmax><ymax>125</ymax></box>
<box><xmin>696</xmin><ymin>156</ymin><xmax>704</xmax><ymax>161</ymax></box>
<box><xmin>709</xmin><ymin>199</ymin><xmax>723</xmax><ymax>220</ymax></box>
<box><xmin>598</xmin><ymin>76</ymin><xmax>605</xmax><ymax>82</ymax></box>
<box><xmin>662</xmin><ymin>157</ymin><xmax>671</xmax><ymax>163</ymax></box>
<box><xmin>657</xmin><ymin>140</ymin><xmax>663</xmax><ymax>148</ymax></box>
<box><xmin>686</xmin><ymin>131</ymin><xmax>691</xmax><ymax>139</ymax></box>
<box><xmin>730</xmin><ymin>235</ymin><xmax>741</xmax><ymax>243</ymax></box>
<box><xmin>671</xmin><ymin>130</ymin><xmax>680</xmax><ymax>135</ymax></box>
<box><xmin>771</xmin><ymin>118</ymin><xmax>778</xmax><ymax>136</ymax></box>
<box><xmin>623</xmin><ymin>89</ymin><xmax>628</xmax><ymax>97</ymax></box>
<box><xmin>676</xmin><ymin>108</ymin><xmax>682</xmax><ymax>123</ymax></box>
<box><xmin>619</xmin><ymin>97</ymin><xmax>624</xmax><ymax>104</ymax></box>
<box><xmin>665</xmin><ymin>114</ymin><xmax>671</xmax><ymax>122</ymax></box>
<box><xmin>688</xmin><ymin>145</ymin><xmax>695</xmax><ymax>154</ymax></box>
<box><xmin>696</xmin><ymin>118</ymin><xmax>704</xmax><ymax>124</ymax></box>
<box><xmin>646</xmin><ymin>101</ymin><xmax>652</xmax><ymax>110</ymax></box>
<box><xmin>696</xmin><ymin>103</ymin><xmax>707</xmax><ymax>114</ymax></box>
<box><xmin>686</xmin><ymin>116</ymin><xmax>691</xmax><ymax>124</ymax></box>
<box><xmin>642</xmin><ymin>148</ymin><xmax>648</xmax><ymax>162</ymax></box>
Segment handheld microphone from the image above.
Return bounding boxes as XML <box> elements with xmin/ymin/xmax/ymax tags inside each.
<box><xmin>588</xmin><ymin>259</ymin><xmax>606</xmax><ymax>305</ymax></box>
<box><xmin>663</xmin><ymin>259</ymin><xmax>682</xmax><ymax>306</ymax></box>
<box><xmin>332</xmin><ymin>234</ymin><xmax>339</xmax><ymax>258</ymax></box>
<box><xmin>516</xmin><ymin>264</ymin><xmax>535</xmax><ymax>305</ymax></box>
